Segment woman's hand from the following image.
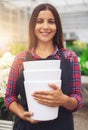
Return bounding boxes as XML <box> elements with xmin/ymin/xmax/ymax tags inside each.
<box><xmin>32</xmin><ymin>83</ymin><xmax>67</xmax><ymax>107</ymax></box>
<box><xmin>20</xmin><ymin>111</ymin><xmax>40</xmax><ymax>124</ymax></box>
<box><xmin>9</xmin><ymin>101</ymin><xmax>40</xmax><ymax>124</ymax></box>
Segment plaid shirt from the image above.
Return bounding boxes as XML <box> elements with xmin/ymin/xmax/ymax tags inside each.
<box><xmin>4</xmin><ymin>47</ymin><xmax>83</xmax><ymax>111</ymax></box>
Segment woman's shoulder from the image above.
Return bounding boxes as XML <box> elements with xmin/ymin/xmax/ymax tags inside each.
<box><xmin>62</xmin><ymin>48</ymin><xmax>77</xmax><ymax>56</ymax></box>
<box><xmin>14</xmin><ymin>49</ymin><xmax>30</xmax><ymax>61</ymax></box>
<box><xmin>61</xmin><ymin>48</ymin><xmax>78</xmax><ymax>61</ymax></box>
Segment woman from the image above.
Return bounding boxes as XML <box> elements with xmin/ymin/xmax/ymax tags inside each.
<box><xmin>4</xmin><ymin>3</ymin><xmax>83</xmax><ymax>130</ymax></box>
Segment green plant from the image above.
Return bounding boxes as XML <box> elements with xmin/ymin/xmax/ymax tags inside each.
<box><xmin>73</xmin><ymin>40</ymin><xmax>87</xmax><ymax>49</ymax></box>
<box><xmin>0</xmin><ymin>97</ymin><xmax>14</xmax><ymax>120</ymax></box>
<box><xmin>80</xmin><ymin>48</ymin><xmax>88</xmax><ymax>75</ymax></box>
<box><xmin>66</xmin><ymin>40</ymin><xmax>88</xmax><ymax>75</ymax></box>
<box><xmin>66</xmin><ymin>40</ymin><xmax>87</xmax><ymax>56</ymax></box>
<box><xmin>9</xmin><ymin>42</ymin><xmax>27</xmax><ymax>55</ymax></box>
<box><xmin>0</xmin><ymin>97</ymin><xmax>5</xmax><ymax>109</ymax></box>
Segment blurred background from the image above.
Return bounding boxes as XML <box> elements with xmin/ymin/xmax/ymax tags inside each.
<box><xmin>0</xmin><ymin>0</ymin><xmax>88</xmax><ymax>130</ymax></box>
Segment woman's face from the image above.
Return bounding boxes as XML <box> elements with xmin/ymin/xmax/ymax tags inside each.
<box><xmin>34</xmin><ymin>9</ymin><xmax>56</xmax><ymax>44</ymax></box>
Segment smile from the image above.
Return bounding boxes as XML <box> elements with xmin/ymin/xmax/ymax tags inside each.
<box><xmin>40</xmin><ymin>32</ymin><xmax>51</xmax><ymax>35</ymax></box>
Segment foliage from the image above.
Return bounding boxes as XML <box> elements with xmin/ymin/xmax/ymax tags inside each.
<box><xmin>9</xmin><ymin>42</ymin><xmax>27</xmax><ymax>55</ymax></box>
<box><xmin>66</xmin><ymin>40</ymin><xmax>87</xmax><ymax>56</ymax></box>
<box><xmin>0</xmin><ymin>97</ymin><xmax>5</xmax><ymax>109</ymax></box>
<box><xmin>0</xmin><ymin>53</ymin><xmax>14</xmax><ymax>110</ymax></box>
<box><xmin>0</xmin><ymin>68</ymin><xmax>10</xmax><ymax>98</ymax></box>
<box><xmin>80</xmin><ymin>48</ymin><xmax>88</xmax><ymax>75</ymax></box>
<box><xmin>0</xmin><ymin>97</ymin><xmax>14</xmax><ymax>120</ymax></box>
<box><xmin>0</xmin><ymin>43</ymin><xmax>27</xmax><ymax>120</ymax></box>
<box><xmin>0</xmin><ymin>52</ymin><xmax>14</xmax><ymax>120</ymax></box>
<box><xmin>0</xmin><ymin>52</ymin><xmax>15</xmax><ymax>69</ymax></box>
<box><xmin>66</xmin><ymin>40</ymin><xmax>88</xmax><ymax>75</ymax></box>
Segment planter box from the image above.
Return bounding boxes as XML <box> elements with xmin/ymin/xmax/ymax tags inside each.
<box><xmin>0</xmin><ymin>120</ymin><xmax>13</xmax><ymax>130</ymax></box>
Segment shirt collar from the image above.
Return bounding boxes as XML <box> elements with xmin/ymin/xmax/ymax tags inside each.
<box><xmin>30</xmin><ymin>46</ymin><xmax>59</xmax><ymax>58</ymax></box>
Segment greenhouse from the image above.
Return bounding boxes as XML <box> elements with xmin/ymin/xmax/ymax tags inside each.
<box><xmin>0</xmin><ymin>0</ymin><xmax>88</xmax><ymax>130</ymax></box>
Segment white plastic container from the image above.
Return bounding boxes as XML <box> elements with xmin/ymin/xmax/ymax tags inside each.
<box><xmin>23</xmin><ymin>69</ymin><xmax>61</xmax><ymax>82</ymax></box>
<box><xmin>23</xmin><ymin>60</ymin><xmax>62</xmax><ymax>121</ymax></box>
<box><xmin>24</xmin><ymin>80</ymin><xmax>61</xmax><ymax>121</ymax></box>
<box><xmin>23</xmin><ymin>60</ymin><xmax>60</xmax><ymax>70</ymax></box>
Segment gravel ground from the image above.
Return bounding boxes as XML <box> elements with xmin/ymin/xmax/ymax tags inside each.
<box><xmin>73</xmin><ymin>104</ymin><xmax>88</xmax><ymax>130</ymax></box>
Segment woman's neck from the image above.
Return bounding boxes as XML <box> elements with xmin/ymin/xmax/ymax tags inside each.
<box><xmin>34</xmin><ymin>43</ymin><xmax>55</xmax><ymax>58</ymax></box>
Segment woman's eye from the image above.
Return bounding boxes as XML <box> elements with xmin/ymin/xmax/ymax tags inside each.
<box><xmin>36</xmin><ymin>20</ymin><xmax>43</xmax><ymax>24</ymax></box>
<box><xmin>48</xmin><ymin>20</ymin><xmax>55</xmax><ymax>24</ymax></box>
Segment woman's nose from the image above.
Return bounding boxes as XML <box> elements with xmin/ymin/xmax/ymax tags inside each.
<box><xmin>42</xmin><ymin>22</ymin><xmax>49</xmax><ymax>29</ymax></box>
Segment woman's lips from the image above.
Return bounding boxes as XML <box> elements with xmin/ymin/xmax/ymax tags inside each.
<box><xmin>40</xmin><ymin>32</ymin><xmax>51</xmax><ymax>36</ymax></box>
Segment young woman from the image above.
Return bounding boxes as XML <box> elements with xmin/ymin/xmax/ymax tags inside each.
<box><xmin>4</xmin><ymin>3</ymin><xmax>83</xmax><ymax>130</ymax></box>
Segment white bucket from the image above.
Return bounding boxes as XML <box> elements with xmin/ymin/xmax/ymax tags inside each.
<box><xmin>24</xmin><ymin>80</ymin><xmax>61</xmax><ymax>121</ymax></box>
<box><xmin>23</xmin><ymin>69</ymin><xmax>61</xmax><ymax>82</ymax></box>
<box><xmin>23</xmin><ymin>60</ymin><xmax>62</xmax><ymax>121</ymax></box>
<box><xmin>23</xmin><ymin>60</ymin><xmax>60</xmax><ymax>70</ymax></box>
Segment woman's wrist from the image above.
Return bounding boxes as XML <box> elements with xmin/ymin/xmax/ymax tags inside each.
<box><xmin>62</xmin><ymin>95</ymin><xmax>77</xmax><ymax>110</ymax></box>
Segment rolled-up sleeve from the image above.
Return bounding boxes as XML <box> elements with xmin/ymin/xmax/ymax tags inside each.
<box><xmin>4</xmin><ymin>57</ymin><xmax>20</xmax><ymax>109</ymax></box>
<box><xmin>70</xmin><ymin>54</ymin><xmax>83</xmax><ymax>111</ymax></box>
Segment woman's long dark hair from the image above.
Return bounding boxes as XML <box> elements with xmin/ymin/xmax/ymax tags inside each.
<box><xmin>29</xmin><ymin>3</ymin><xmax>64</xmax><ymax>49</ymax></box>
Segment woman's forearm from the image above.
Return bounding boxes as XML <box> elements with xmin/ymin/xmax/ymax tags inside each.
<box><xmin>9</xmin><ymin>101</ymin><xmax>25</xmax><ymax>118</ymax></box>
